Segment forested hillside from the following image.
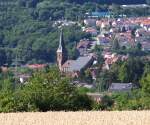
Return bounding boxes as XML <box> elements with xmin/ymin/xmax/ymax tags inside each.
<box><xmin>0</xmin><ymin>0</ymin><xmax>91</xmax><ymax>65</ymax></box>
<box><xmin>0</xmin><ymin>0</ymin><xmax>148</xmax><ymax>66</ymax></box>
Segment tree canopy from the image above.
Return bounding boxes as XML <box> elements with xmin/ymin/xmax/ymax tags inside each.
<box><xmin>0</xmin><ymin>67</ymin><xmax>93</xmax><ymax>112</ymax></box>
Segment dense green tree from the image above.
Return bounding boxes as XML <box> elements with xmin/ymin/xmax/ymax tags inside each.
<box><xmin>0</xmin><ymin>48</ymin><xmax>7</xmax><ymax>66</ymax></box>
<box><xmin>0</xmin><ymin>67</ymin><xmax>93</xmax><ymax>112</ymax></box>
<box><xmin>118</xmin><ymin>62</ymin><xmax>131</xmax><ymax>83</ymax></box>
<box><xmin>118</xmin><ymin>58</ymin><xmax>144</xmax><ymax>84</ymax></box>
<box><xmin>143</xmin><ymin>63</ymin><xmax>150</xmax><ymax>77</ymax></box>
<box><xmin>96</xmin><ymin>71</ymin><xmax>112</xmax><ymax>92</ymax></box>
<box><xmin>136</xmin><ymin>43</ymin><xmax>142</xmax><ymax>51</ymax></box>
<box><xmin>94</xmin><ymin>45</ymin><xmax>104</xmax><ymax>66</ymax></box>
<box><xmin>109</xmin><ymin>62</ymin><xmax>121</xmax><ymax>82</ymax></box>
<box><xmin>110</xmin><ymin>4</ymin><xmax>122</xmax><ymax>16</ymax></box>
<box><xmin>68</xmin><ymin>47</ymin><xmax>80</xmax><ymax>60</ymax></box>
<box><xmin>84</xmin><ymin>69</ymin><xmax>93</xmax><ymax>84</ymax></box>
<box><xmin>140</xmin><ymin>73</ymin><xmax>150</xmax><ymax>96</ymax></box>
<box><xmin>112</xmin><ymin>38</ymin><xmax>120</xmax><ymax>51</ymax></box>
<box><xmin>112</xmin><ymin>93</ymin><xmax>131</xmax><ymax>110</ymax></box>
<box><xmin>92</xmin><ymin>95</ymin><xmax>114</xmax><ymax>110</ymax></box>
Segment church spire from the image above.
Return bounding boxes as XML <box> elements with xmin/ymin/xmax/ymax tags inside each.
<box><xmin>56</xmin><ymin>28</ymin><xmax>68</xmax><ymax>71</ymax></box>
<box><xmin>57</xmin><ymin>28</ymin><xmax>64</xmax><ymax>52</ymax></box>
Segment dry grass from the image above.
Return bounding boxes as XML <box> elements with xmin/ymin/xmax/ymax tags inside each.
<box><xmin>0</xmin><ymin>111</ymin><xmax>150</xmax><ymax>125</ymax></box>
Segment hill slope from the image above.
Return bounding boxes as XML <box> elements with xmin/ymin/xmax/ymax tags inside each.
<box><xmin>0</xmin><ymin>0</ymin><xmax>148</xmax><ymax>65</ymax></box>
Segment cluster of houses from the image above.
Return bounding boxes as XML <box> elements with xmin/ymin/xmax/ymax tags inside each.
<box><xmin>55</xmin><ymin>16</ymin><xmax>150</xmax><ymax>95</ymax></box>
<box><xmin>78</xmin><ymin>16</ymin><xmax>150</xmax><ymax>78</ymax></box>
<box><xmin>1</xmin><ymin>15</ymin><xmax>149</xmax><ymax>97</ymax></box>
<box><xmin>53</xmin><ymin>20</ymin><xmax>77</xmax><ymax>28</ymax></box>
<box><xmin>102</xmin><ymin>52</ymin><xmax>128</xmax><ymax>70</ymax></box>
<box><xmin>83</xmin><ymin>17</ymin><xmax>150</xmax><ymax>50</ymax></box>
<box><xmin>56</xmin><ymin>25</ymin><xmax>138</xmax><ymax>94</ymax></box>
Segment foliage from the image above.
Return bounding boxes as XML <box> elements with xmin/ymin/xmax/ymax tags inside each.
<box><xmin>0</xmin><ymin>67</ymin><xmax>93</xmax><ymax>112</ymax></box>
<box><xmin>96</xmin><ymin>57</ymin><xmax>146</xmax><ymax>92</ymax></box>
<box><xmin>0</xmin><ymin>64</ymin><xmax>150</xmax><ymax>111</ymax></box>
<box><xmin>92</xmin><ymin>95</ymin><xmax>114</xmax><ymax>110</ymax></box>
<box><xmin>118</xmin><ymin>58</ymin><xmax>144</xmax><ymax>84</ymax></box>
<box><xmin>96</xmin><ymin>71</ymin><xmax>112</xmax><ymax>92</ymax></box>
<box><xmin>112</xmin><ymin>39</ymin><xmax>120</xmax><ymax>50</ymax></box>
<box><xmin>140</xmin><ymin>74</ymin><xmax>150</xmax><ymax>96</ymax></box>
<box><xmin>93</xmin><ymin>45</ymin><xmax>104</xmax><ymax>66</ymax></box>
<box><xmin>0</xmin><ymin>0</ymin><xmax>91</xmax><ymax>65</ymax></box>
<box><xmin>77</xmin><ymin>87</ymin><xmax>96</xmax><ymax>94</ymax></box>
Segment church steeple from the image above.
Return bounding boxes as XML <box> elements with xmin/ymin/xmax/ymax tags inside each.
<box><xmin>57</xmin><ymin>29</ymin><xmax>68</xmax><ymax>71</ymax></box>
<box><xmin>57</xmin><ymin>29</ymin><xmax>64</xmax><ymax>53</ymax></box>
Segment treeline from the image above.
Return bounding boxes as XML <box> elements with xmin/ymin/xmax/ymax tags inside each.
<box><xmin>0</xmin><ymin>68</ymin><xmax>93</xmax><ymax>112</ymax></box>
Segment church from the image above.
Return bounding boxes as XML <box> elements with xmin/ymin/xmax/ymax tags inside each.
<box><xmin>57</xmin><ymin>29</ymin><xmax>94</xmax><ymax>77</ymax></box>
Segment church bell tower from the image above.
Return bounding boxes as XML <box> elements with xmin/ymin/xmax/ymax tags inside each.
<box><xmin>57</xmin><ymin>29</ymin><xmax>67</xmax><ymax>71</ymax></box>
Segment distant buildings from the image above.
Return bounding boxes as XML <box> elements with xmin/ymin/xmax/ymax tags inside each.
<box><xmin>76</xmin><ymin>39</ymin><xmax>92</xmax><ymax>56</ymax></box>
<box><xmin>121</xmin><ymin>4</ymin><xmax>149</xmax><ymax>9</ymax></box>
<box><xmin>83</xmin><ymin>27</ymin><xmax>98</xmax><ymax>36</ymax></box>
<box><xmin>61</xmin><ymin>56</ymin><xmax>94</xmax><ymax>77</ymax></box>
<box><xmin>57</xmin><ymin>16</ymin><xmax>150</xmax><ymax>86</ymax></box>
<box><xmin>84</xmin><ymin>19</ymin><xmax>96</xmax><ymax>27</ymax></box>
<box><xmin>108</xmin><ymin>83</ymin><xmax>136</xmax><ymax>92</ymax></box>
<box><xmin>57</xmin><ymin>29</ymin><xmax>95</xmax><ymax>77</ymax></box>
<box><xmin>86</xmin><ymin>11</ymin><xmax>111</xmax><ymax>18</ymax></box>
<box><xmin>53</xmin><ymin>20</ymin><xmax>77</xmax><ymax>27</ymax></box>
<box><xmin>102</xmin><ymin>52</ymin><xmax>128</xmax><ymax>70</ymax></box>
<box><xmin>26</xmin><ymin>64</ymin><xmax>47</xmax><ymax>70</ymax></box>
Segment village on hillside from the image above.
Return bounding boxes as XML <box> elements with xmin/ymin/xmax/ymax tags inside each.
<box><xmin>1</xmin><ymin>9</ymin><xmax>150</xmax><ymax>102</ymax></box>
<box><xmin>0</xmin><ymin>0</ymin><xmax>150</xmax><ymax>112</ymax></box>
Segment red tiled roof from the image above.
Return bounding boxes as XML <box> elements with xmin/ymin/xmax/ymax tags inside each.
<box><xmin>27</xmin><ymin>64</ymin><xmax>47</xmax><ymax>69</ymax></box>
<box><xmin>77</xmin><ymin>40</ymin><xmax>91</xmax><ymax>49</ymax></box>
<box><xmin>85</xmin><ymin>27</ymin><xmax>97</xmax><ymax>33</ymax></box>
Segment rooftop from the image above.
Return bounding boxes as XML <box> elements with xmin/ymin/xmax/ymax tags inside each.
<box><xmin>108</xmin><ymin>83</ymin><xmax>135</xmax><ymax>92</ymax></box>
<box><xmin>62</xmin><ymin>56</ymin><xmax>93</xmax><ymax>72</ymax></box>
<box><xmin>90</xmin><ymin>11</ymin><xmax>111</xmax><ymax>17</ymax></box>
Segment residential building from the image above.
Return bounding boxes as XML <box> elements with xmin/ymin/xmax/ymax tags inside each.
<box><xmin>84</xmin><ymin>19</ymin><xmax>96</xmax><ymax>27</ymax></box>
<box><xmin>108</xmin><ymin>83</ymin><xmax>136</xmax><ymax>92</ymax></box>
<box><xmin>77</xmin><ymin>39</ymin><xmax>92</xmax><ymax>56</ymax></box>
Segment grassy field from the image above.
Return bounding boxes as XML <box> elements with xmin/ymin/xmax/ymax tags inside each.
<box><xmin>0</xmin><ymin>111</ymin><xmax>149</xmax><ymax>125</ymax></box>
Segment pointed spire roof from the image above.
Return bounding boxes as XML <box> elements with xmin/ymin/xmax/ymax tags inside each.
<box><xmin>57</xmin><ymin>28</ymin><xmax>65</xmax><ymax>52</ymax></box>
